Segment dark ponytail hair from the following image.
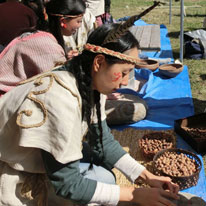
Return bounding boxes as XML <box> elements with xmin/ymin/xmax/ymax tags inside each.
<box><xmin>65</xmin><ymin>24</ymin><xmax>139</xmax><ymax>161</ymax></box>
<box><xmin>46</xmin><ymin>0</ymin><xmax>86</xmax><ymax>56</ymax></box>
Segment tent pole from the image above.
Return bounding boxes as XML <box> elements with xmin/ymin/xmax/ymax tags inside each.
<box><xmin>169</xmin><ymin>0</ymin><xmax>172</xmax><ymax>24</ymax></box>
<box><xmin>180</xmin><ymin>0</ymin><xmax>184</xmax><ymax>63</ymax></box>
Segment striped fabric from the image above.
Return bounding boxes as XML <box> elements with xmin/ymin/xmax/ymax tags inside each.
<box><xmin>0</xmin><ymin>31</ymin><xmax>66</xmax><ymax>94</ymax></box>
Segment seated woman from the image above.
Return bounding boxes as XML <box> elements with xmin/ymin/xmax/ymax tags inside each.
<box><xmin>0</xmin><ymin>0</ymin><xmax>86</xmax><ymax>96</ymax></box>
<box><xmin>0</xmin><ymin>16</ymin><xmax>179</xmax><ymax>206</ymax></box>
<box><xmin>63</xmin><ymin>7</ymin><xmax>96</xmax><ymax>59</ymax></box>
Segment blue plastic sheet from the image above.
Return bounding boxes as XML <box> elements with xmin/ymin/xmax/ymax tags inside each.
<box><xmin>111</xmin><ymin>20</ymin><xmax>206</xmax><ymax>200</ymax></box>
<box><xmin>114</xmin><ymin>66</ymin><xmax>194</xmax><ymax>130</ymax></box>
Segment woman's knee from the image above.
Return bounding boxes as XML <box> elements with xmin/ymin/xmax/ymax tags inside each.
<box><xmin>80</xmin><ymin>163</ymin><xmax>116</xmax><ymax>185</ymax></box>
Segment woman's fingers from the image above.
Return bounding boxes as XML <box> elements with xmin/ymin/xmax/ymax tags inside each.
<box><xmin>157</xmin><ymin>201</ymin><xmax>173</xmax><ymax>206</ymax></box>
<box><xmin>159</xmin><ymin>196</ymin><xmax>177</xmax><ymax>206</ymax></box>
<box><xmin>160</xmin><ymin>190</ymin><xmax>179</xmax><ymax>206</ymax></box>
<box><xmin>72</xmin><ymin>50</ymin><xmax>79</xmax><ymax>56</ymax></box>
<box><xmin>107</xmin><ymin>93</ymin><xmax>123</xmax><ymax>100</ymax></box>
<box><xmin>162</xmin><ymin>182</ymin><xmax>179</xmax><ymax>195</ymax></box>
<box><xmin>67</xmin><ymin>50</ymin><xmax>79</xmax><ymax>59</ymax></box>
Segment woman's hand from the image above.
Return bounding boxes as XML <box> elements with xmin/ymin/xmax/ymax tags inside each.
<box><xmin>119</xmin><ymin>186</ymin><xmax>179</xmax><ymax>206</ymax></box>
<box><xmin>106</xmin><ymin>93</ymin><xmax>123</xmax><ymax>100</ymax></box>
<box><xmin>146</xmin><ymin>174</ymin><xmax>179</xmax><ymax>195</ymax></box>
<box><xmin>67</xmin><ymin>49</ymin><xmax>79</xmax><ymax>60</ymax></box>
<box><xmin>133</xmin><ymin>187</ymin><xmax>178</xmax><ymax>206</ymax></box>
<box><xmin>136</xmin><ymin>169</ymin><xmax>179</xmax><ymax>195</ymax></box>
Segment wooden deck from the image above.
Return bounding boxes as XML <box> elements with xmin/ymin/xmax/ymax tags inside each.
<box><xmin>130</xmin><ymin>24</ymin><xmax>161</xmax><ymax>51</ymax></box>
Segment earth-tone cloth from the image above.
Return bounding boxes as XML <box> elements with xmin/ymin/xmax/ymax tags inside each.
<box><xmin>63</xmin><ymin>8</ymin><xmax>96</xmax><ymax>53</ymax></box>
<box><xmin>0</xmin><ymin>1</ymin><xmax>37</xmax><ymax>46</ymax></box>
<box><xmin>0</xmin><ymin>31</ymin><xmax>66</xmax><ymax>94</ymax></box>
<box><xmin>0</xmin><ymin>69</ymin><xmax>106</xmax><ymax>205</ymax></box>
<box><xmin>105</xmin><ymin>93</ymin><xmax>148</xmax><ymax>125</ymax></box>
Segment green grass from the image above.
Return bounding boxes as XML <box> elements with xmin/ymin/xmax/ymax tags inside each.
<box><xmin>111</xmin><ymin>0</ymin><xmax>206</xmax><ymax>171</ymax></box>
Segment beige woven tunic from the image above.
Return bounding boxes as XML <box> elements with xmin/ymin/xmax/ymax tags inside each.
<box><xmin>0</xmin><ymin>70</ymin><xmax>106</xmax><ymax>205</ymax></box>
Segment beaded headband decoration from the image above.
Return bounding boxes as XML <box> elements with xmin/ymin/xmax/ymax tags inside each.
<box><xmin>84</xmin><ymin>43</ymin><xmax>140</xmax><ymax>65</ymax></box>
<box><xmin>49</xmin><ymin>13</ymin><xmax>84</xmax><ymax>18</ymax></box>
<box><xmin>84</xmin><ymin>1</ymin><xmax>161</xmax><ymax>66</ymax></box>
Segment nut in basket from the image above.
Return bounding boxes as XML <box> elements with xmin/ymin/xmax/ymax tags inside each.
<box><xmin>138</xmin><ymin>131</ymin><xmax>176</xmax><ymax>160</ymax></box>
<box><xmin>153</xmin><ymin>148</ymin><xmax>202</xmax><ymax>190</ymax></box>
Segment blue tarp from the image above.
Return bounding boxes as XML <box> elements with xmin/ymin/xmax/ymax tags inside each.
<box><xmin>112</xmin><ymin>20</ymin><xmax>206</xmax><ymax>200</ymax></box>
<box><xmin>115</xmin><ymin>65</ymin><xmax>194</xmax><ymax>130</ymax></box>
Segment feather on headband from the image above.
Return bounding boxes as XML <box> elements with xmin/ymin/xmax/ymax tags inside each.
<box><xmin>84</xmin><ymin>1</ymin><xmax>162</xmax><ymax>68</ymax></box>
<box><xmin>102</xmin><ymin>1</ymin><xmax>161</xmax><ymax>45</ymax></box>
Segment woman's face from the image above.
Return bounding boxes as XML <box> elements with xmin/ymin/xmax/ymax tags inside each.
<box><xmin>60</xmin><ymin>16</ymin><xmax>83</xmax><ymax>36</ymax></box>
<box><xmin>92</xmin><ymin>47</ymin><xmax>139</xmax><ymax>95</ymax></box>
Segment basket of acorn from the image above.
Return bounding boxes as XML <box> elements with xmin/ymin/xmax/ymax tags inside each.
<box><xmin>138</xmin><ymin>131</ymin><xmax>176</xmax><ymax>160</ymax></box>
<box><xmin>153</xmin><ymin>148</ymin><xmax>202</xmax><ymax>190</ymax></box>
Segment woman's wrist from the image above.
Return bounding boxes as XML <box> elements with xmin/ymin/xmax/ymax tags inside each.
<box><xmin>119</xmin><ymin>186</ymin><xmax>136</xmax><ymax>202</ymax></box>
<box><xmin>114</xmin><ymin>154</ymin><xmax>145</xmax><ymax>183</ymax></box>
<box><xmin>135</xmin><ymin>169</ymin><xmax>155</xmax><ymax>185</ymax></box>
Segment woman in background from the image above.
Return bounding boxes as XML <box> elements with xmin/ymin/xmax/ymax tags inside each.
<box><xmin>0</xmin><ymin>0</ymin><xmax>86</xmax><ymax>96</ymax></box>
<box><xmin>63</xmin><ymin>7</ymin><xmax>96</xmax><ymax>59</ymax></box>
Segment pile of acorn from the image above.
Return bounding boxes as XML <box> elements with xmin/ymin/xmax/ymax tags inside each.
<box><xmin>154</xmin><ymin>151</ymin><xmax>197</xmax><ymax>177</ymax></box>
<box><xmin>138</xmin><ymin>132</ymin><xmax>175</xmax><ymax>160</ymax></box>
<box><xmin>183</xmin><ymin>126</ymin><xmax>206</xmax><ymax>139</ymax></box>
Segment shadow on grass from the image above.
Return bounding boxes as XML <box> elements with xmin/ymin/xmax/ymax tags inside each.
<box><xmin>193</xmin><ymin>98</ymin><xmax>206</xmax><ymax>114</ymax></box>
<box><xmin>186</xmin><ymin>27</ymin><xmax>206</xmax><ymax>31</ymax></box>
<box><xmin>167</xmin><ymin>31</ymin><xmax>179</xmax><ymax>39</ymax></box>
<box><xmin>184</xmin><ymin>14</ymin><xmax>206</xmax><ymax>18</ymax></box>
<box><xmin>172</xmin><ymin>51</ymin><xmax>180</xmax><ymax>59</ymax></box>
<box><xmin>171</xmin><ymin>13</ymin><xmax>206</xmax><ymax>18</ymax></box>
<box><xmin>200</xmin><ymin>74</ymin><xmax>206</xmax><ymax>80</ymax></box>
<box><xmin>167</xmin><ymin>29</ymin><xmax>204</xmax><ymax>39</ymax></box>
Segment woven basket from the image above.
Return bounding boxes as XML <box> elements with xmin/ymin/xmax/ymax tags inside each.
<box><xmin>153</xmin><ymin>148</ymin><xmax>202</xmax><ymax>190</ymax></box>
<box><xmin>138</xmin><ymin>131</ymin><xmax>176</xmax><ymax>160</ymax></box>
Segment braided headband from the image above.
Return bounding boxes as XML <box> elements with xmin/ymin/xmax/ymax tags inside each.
<box><xmin>84</xmin><ymin>44</ymin><xmax>159</xmax><ymax>69</ymax></box>
<box><xmin>84</xmin><ymin>43</ymin><xmax>141</xmax><ymax>65</ymax></box>
<box><xmin>49</xmin><ymin>13</ymin><xmax>84</xmax><ymax>18</ymax></box>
